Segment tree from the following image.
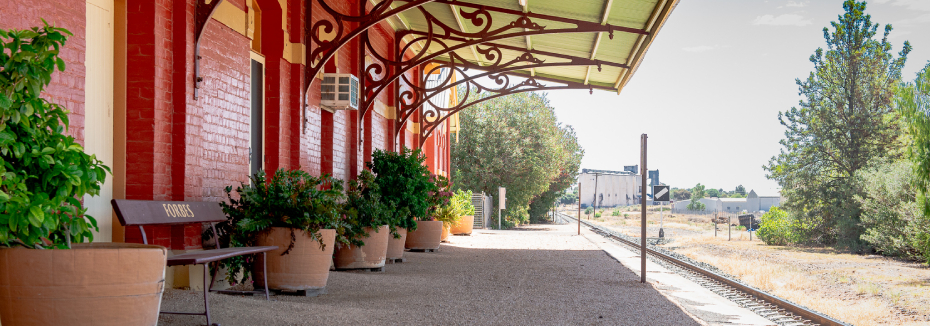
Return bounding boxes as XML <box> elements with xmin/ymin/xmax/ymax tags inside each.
<box><xmin>898</xmin><ymin>61</ymin><xmax>930</xmax><ymax>215</ymax></box>
<box><xmin>687</xmin><ymin>183</ymin><xmax>706</xmax><ymax>211</ymax></box>
<box><xmin>527</xmin><ymin>125</ymin><xmax>584</xmax><ymax>223</ymax></box>
<box><xmin>734</xmin><ymin>185</ymin><xmax>746</xmax><ymax>196</ymax></box>
<box><xmin>452</xmin><ymin>89</ymin><xmax>582</xmax><ymax>227</ymax></box>
<box><xmin>672</xmin><ymin>188</ymin><xmax>691</xmax><ymax>201</ymax></box>
<box><xmin>706</xmin><ymin>188</ymin><xmax>720</xmax><ymax>198</ymax></box>
<box><xmin>854</xmin><ymin>160</ymin><xmax>930</xmax><ymax>263</ymax></box>
<box><xmin>764</xmin><ymin>0</ymin><xmax>910</xmax><ymax>249</ymax></box>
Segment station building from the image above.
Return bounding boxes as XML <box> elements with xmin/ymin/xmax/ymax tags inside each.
<box><xmin>1</xmin><ymin>0</ymin><xmax>677</xmax><ymax>289</ymax></box>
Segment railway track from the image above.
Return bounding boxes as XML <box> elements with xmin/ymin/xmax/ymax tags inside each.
<box><xmin>554</xmin><ymin>212</ymin><xmax>847</xmax><ymax>326</ymax></box>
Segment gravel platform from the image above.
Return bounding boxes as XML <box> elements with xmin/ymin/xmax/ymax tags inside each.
<box><xmin>158</xmin><ymin>224</ymin><xmax>700</xmax><ymax>326</ymax></box>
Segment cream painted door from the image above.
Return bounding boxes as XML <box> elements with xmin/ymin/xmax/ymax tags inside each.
<box><xmin>84</xmin><ymin>0</ymin><xmax>115</xmax><ymax>242</ymax></box>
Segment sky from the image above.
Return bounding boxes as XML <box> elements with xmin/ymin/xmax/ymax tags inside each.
<box><xmin>543</xmin><ymin>0</ymin><xmax>930</xmax><ymax>196</ymax></box>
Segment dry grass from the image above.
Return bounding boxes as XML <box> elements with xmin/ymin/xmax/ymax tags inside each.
<box><xmin>676</xmin><ymin>247</ymin><xmax>908</xmax><ymax>326</ymax></box>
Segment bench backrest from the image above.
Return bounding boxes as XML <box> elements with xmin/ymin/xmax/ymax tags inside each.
<box><xmin>111</xmin><ymin>199</ymin><xmax>227</xmax><ymax>226</ymax></box>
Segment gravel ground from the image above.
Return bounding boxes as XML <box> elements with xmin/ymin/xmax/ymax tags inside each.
<box><xmin>158</xmin><ymin>224</ymin><xmax>700</xmax><ymax>326</ymax></box>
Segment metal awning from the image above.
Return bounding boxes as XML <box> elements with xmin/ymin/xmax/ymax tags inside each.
<box><xmin>383</xmin><ymin>0</ymin><xmax>676</xmax><ymax>93</ymax></box>
<box><xmin>302</xmin><ymin>0</ymin><xmax>679</xmax><ymax>146</ymax></box>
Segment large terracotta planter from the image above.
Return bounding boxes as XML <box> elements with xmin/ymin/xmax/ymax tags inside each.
<box><xmin>386</xmin><ymin>228</ymin><xmax>407</xmax><ymax>260</ymax></box>
<box><xmin>450</xmin><ymin>215</ymin><xmax>474</xmax><ymax>235</ymax></box>
<box><xmin>405</xmin><ymin>220</ymin><xmax>443</xmax><ymax>250</ymax></box>
<box><xmin>253</xmin><ymin>228</ymin><xmax>335</xmax><ymax>291</ymax></box>
<box><xmin>333</xmin><ymin>225</ymin><xmax>389</xmax><ymax>269</ymax></box>
<box><xmin>441</xmin><ymin>223</ymin><xmax>451</xmax><ymax>242</ymax></box>
<box><xmin>0</xmin><ymin>243</ymin><xmax>167</xmax><ymax>326</ymax></box>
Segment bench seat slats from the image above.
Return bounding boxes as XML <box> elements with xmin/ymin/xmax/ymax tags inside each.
<box><xmin>167</xmin><ymin>246</ymin><xmax>279</xmax><ymax>266</ymax></box>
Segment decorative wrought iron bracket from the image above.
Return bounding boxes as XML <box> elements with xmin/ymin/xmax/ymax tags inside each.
<box><xmin>354</xmin><ymin>6</ymin><xmax>645</xmax><ymax>141</ymax></box>
<box><xmin>194</xmin><ymin>0</ymin><xmax>224</xmax><ymax>100</ymax></box>
<box><xmin>416</xmin><ymin>73</ymin><xmax>613</xmax><ymax>148</ymax></box>
<box><xmin>303</xmin><ymin>0</ymin><xmax>439</xmax><ymax>94</ymax></box>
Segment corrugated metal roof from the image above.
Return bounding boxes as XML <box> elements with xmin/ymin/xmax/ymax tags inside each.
<box><xmin>381</xmin><ymin>0</ymin><xmax>679</xmax><ymax>94</ymax></box>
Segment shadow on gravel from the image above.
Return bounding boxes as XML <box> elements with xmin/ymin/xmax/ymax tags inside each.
<box><xmin>159</xmin><ymin>244</ymin><xmax>701</xmax><ymax>326</ymax></box>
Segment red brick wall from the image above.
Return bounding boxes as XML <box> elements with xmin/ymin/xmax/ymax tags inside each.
<box><xmin>4</xmin><ymin>0</ymin><xmax>450</xmax><ymax>248</ymax></box>
<box><xmin>126</xmin><ymin>0</ymin><xmax>174</xmax><ymax>202</ymax></box>
<box><xmin>197</xmin><ymin>18</ymin><xmax>252</xmax><ymax>202</ymax></box>
<box><xmin>0</xmin><ymin>1</ymin><xmax>87</xmax><ymax>143</ymax></box>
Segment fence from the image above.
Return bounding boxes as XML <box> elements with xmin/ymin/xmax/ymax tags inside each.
<box><xmin>471</xmin><ymin>193</ymin><xmax>493</xmax><ymax>229</ymax></box>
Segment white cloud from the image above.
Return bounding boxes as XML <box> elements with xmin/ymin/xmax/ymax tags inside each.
<box><xmin>752</xmin><ymin>14</ymin><xmax>812</xmax><ymax>26</ymax></box>
<box><xmin>877</xmin><ymin>0</ymin><xmax>930</xmax><ymax>11</ymax></box>
<box><xmin>682</xmin><ymin>45</ymin><xmax>716</xmax><ymax>53</ymax></box>
<box><xmin>785</xmin><ymin>1</ymin><xmax>807</xmax><ymax>7</ymax></box>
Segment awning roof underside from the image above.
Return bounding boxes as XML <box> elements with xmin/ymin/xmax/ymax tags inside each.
<box><xmin>381</xmin><ymin>0</ymin><xmax>677</xmax><ymax>93</ymax></box>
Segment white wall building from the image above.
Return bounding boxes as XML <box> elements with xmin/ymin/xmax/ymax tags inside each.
<box><xmin>579</xmin><ymin>171</ymin><xmax>643</xmax><ymax>208</ymax></box>
<box><xmin>672</xmin><ymin>190</ymin><xmax>781</xmax><ymax>214</ymax></box>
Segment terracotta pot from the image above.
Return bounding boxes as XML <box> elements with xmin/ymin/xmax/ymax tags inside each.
<box><xmin>386</xmin><ymin>228</ymin><xmax>407</xmax><ymax>260</ymax></box>
<box><xmin>253</xmin><ymin>228</ymin><xmax>335</xmax><ymax>291</ymax></box>
<box><xmin>441</xmin><ymin>223</ymin><xmax>451</xmax><ymax>242</ymax></box>
<box><xmin>405</xmin><ymin>220</ymin><xmax>443</xmax><ymax>250</ymax></box>
<box><xmin>333</xmin><ymin>225</ymin><xmax>389</xmax><ymax>269</ymax></box>
<box><xmin>0</xmin><ymin>243</ymin><xmax>167</xmax><ymax>326</ymax></box>
<box><xmin>450</xmin><ymin>215</ymin><xmax>474</xmax><ymax>235</ymax></box>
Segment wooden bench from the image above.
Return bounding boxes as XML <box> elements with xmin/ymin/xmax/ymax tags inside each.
<box><xmin>111</xmin><ymin>199</ymin><xmax>278</xmax><ymax>326</ymax></box>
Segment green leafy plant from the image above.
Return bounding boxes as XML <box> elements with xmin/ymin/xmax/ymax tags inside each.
<box><xmin>215</xmin><ymin>169</ymin><xmax>345</xmax><ymax>285</ymax></box>
<box><xmin>426</xmin><ymin>174</ymin><xmax>453</xmax><ymax>219</ymax></box>
<box><xmin>454</xmin><ymin>189</ymin><xmax>475</xmax><ymax>216</ymax></box>
<box><xmin>757</xmin><ymin>207</ymin><xmax>798</xmax><ymax>246</ymax></box>
<box><xmin>340</xmin><ymin>170</ymin><xmax>390</xmax><ymax>247</ymax></box>
<box><xmin>594</xmin><ymin>212</ymin><xmax>602</xmax><ymax>218</ymax></box>
<box><xmin>584</xmin><ymin>207</ymin><xmax>593</xmax><ymax>215</ymax></box>
<box><xmin>687</xmin><ymin>183</ymin><xmax>706</xmax><ymax>211</ymax></box>
<box><xmin>435</xmin><ymin>189</ymin><xmax>474</xmax><ymax>227</ymax></box>
<box><xmin>0</xmin><ymin>22</ymin><xmax>110</xmax><ymax>249</ymax></box>
<box><xmin>367</xmin><ymin>147</ymin><xmax>435</xmax><ymax>234</ymax></box>
<box><xmin>611</xmin><ymin>210</ymin><xmax>620</xmax><ymax>216</ymax></box>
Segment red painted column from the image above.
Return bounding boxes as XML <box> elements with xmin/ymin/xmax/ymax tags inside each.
<box><xmin>125</xmin><ymin>0</ymin><xmax>175</xmax><ymax>248</ymax></box>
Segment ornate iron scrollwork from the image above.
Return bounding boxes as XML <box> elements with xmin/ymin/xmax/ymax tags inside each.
<box><xmin>304</xmin><ymin>0</ymin><xmax>439</xmax><ymax>94</ymax></box>
<box><xmin>350</xmin><ymin>4</ymin><xmax>647</xmax><ymax>145</ymax></box>
<box><xmin>413</xmin><ymin>71</ymin><xmax>607</xmax><ymax>147</ymax></box>
<box><xmin>194</xmin><ymin>0</ymin><xmax>224</xmax><ymax>100</ymax></box>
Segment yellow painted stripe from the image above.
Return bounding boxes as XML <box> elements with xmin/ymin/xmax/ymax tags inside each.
<box><xmin>212</xmin><ymin>1</ymin><xmax>248</xmax><ymax>35</ymax></box>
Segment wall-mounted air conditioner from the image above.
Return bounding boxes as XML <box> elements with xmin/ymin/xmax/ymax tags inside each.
<box><xmin>321</xmin><ymin>73</ymin><xmax>359</xmax><ymax>110</ymax></box>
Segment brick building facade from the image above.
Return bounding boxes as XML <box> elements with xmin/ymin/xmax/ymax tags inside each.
<box><xmin>0</xmin><ymin>0</ymin><xmax>451</xmax><ymax>288</ymax></box>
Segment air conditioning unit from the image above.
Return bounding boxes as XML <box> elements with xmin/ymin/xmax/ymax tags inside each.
<box><xmin>321</xmin><ymin>73</ymin><xmax>359</xmax><ymax>110</ymax></box>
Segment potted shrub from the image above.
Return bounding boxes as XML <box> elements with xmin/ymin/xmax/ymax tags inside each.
<box><xmin>0</xmin><ymin>23</ymin><xmax>167</xmax><ymax>326</ymax></box>
<box><xmin>448</xmin><ymin>190</ymin><xmax>476</xmax><ymax>235</ymax></box>
<box><xmin>216</xmin><ymin>169</ymin><xmax>345</xmax><ymax>295</ymax></box>
<box><xmin>429</xmin><ymin>176</ymin><xmax>459</xmax><ymax>242</ymax></box>
<box><xmin>367</xmin><ymin>148</ymin><xmax>435</xmax><ymax>258</ymax></box>
<box><xmin>333</xmin><ymin>170</ymin><xmax>391</xmax><ymax>270</ymax></box>
<box><xmin>406</xmin><ymin>174</ymin><xmax>452</xmax><ymax>249</ymax></box>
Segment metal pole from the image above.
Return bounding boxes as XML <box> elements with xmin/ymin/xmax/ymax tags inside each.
<box><xmin>728</xmin><ymin>214</ymin><xmax>731</xmax><ymax>241</ymax></box>
<box><xmin>640</xmin><ymin>134</ymin><xmax>647</xmax><ymax>283</ymax></box>
<box><xmin>591</xmin><ymin>174</ymin><xmax>599</xmax><ymax>220</ymax></box>
<box><xmin>658</xmin><ymin>201</ymin><xmax>664</xmax><ymax>238</ymax></box>
<box><xmin>714</xmin><ymin>211</ymin><xmax>718</xmax><ymax>237</ymax></box>
<box><xmin>577</xmin><ymin>181</ymin><xmax>581</xmax><ymax>235</ymax></box>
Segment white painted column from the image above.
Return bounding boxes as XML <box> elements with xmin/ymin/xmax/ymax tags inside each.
<box><xmin>84</xmin><ymin>0</ymin><xmax>115</xmax><ymax>242</ymax></box>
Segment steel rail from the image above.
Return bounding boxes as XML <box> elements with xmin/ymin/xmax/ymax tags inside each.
<box><xmin>557</xmin><ymin>212</ymin><xmax>847</xmax><ymax>326</ymax></box>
